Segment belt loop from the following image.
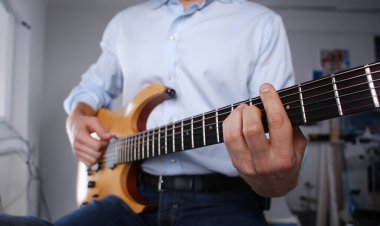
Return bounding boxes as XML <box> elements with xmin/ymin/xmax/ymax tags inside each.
<box><xmin>158</xmin><ymin>175</ymin><xmax>165</xmax><ymax>192</ymax></box>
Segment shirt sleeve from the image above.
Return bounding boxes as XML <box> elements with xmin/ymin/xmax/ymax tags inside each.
<box><xmin>248</xmin><ymin>13</ymin><xmax>295</xmax><ymax>96</ymax></box>
<box><xmin>63</xmin><ymin>14</ymin><xmax>123</xmax><ymax>114</ymax></box>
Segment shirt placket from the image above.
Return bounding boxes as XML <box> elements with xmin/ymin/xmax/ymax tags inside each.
<box><xmin>162</xmin><ymin>3</ymin><xmax>189</xmax><ymax>174</ymax></box>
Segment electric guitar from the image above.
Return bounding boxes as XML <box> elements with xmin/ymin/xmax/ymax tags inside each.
<box><xmin>78</xmin><ymin>62</ymin><xmax>380</xmax><ymax>213</ymax></box>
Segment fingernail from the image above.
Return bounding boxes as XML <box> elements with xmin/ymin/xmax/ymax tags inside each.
<box><xmin>260</xmin><ymin>83</ymin><xmax>271</xmax><ymax>93</ymax></box>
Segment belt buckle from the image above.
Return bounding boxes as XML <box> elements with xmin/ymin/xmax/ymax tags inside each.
<box><xmin>158</xmin><ymin>175</ymin><xmax>165</xmax><ymax>192</ymax></box>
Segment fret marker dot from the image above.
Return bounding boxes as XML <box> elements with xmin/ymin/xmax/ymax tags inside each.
<box><xmin>286</xmin><ymin>105</ymin><xmax>290</xmax><ymax>110</ymax></box>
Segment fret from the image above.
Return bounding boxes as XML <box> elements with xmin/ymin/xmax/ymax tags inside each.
<box><xmin>164</xmin><ymin>126</ymin><xmax>168</xmax><ymax>154</ymax></box>
<box><xmin>216</xmin><ymin>111</ymin><xmax>220</xmax><ymax>143</ymax></box>
<box><xmin>202</xmin><ymin>114</ymin><xmax>206</xmax><ymax>146</ymax></box>
<box><xmin>249</xmin><ymin>98</ymin><xmax>253</xmax><ymax>106</ymax></box>
<box><xmin>147</xmin><ymin>130</ymin><xmax>150</xmax><ymax>158</ymax></box>
<box><xmin>335</xmin><ymin>67</ymin><xmax>373</xmax><ymax>115</ymax></box>
<box><xmin>279</xmin><ymin>87</ymin><xmax>302</xmax><ymax>126</ymax></box>
<box><xmin>175</xmin><ymin>121</ymin><xmax>185</xmax><ymax>151</ymax></box>
<box><xmin>158</xmin><ymin>128</ymin><xmax>161</xmax><ymax>156</ymax></box>
<box><xmin>332</xmin><ymin>76</ymin><xmax>343</xmax><ymax>116</ymax></box>
<box><xmin>180</xmin><ymin>121</ymin><xmax>184</xmax><ymax>151</ymax></box>
<box><xmin>173</xmin><ymin>122</ymin><xmax>182</xmax><ymax>152</ymax></box>
<box><xmin>191</xmin><ymin>117</ymin><xmax>194</xmax><ymax>148</ymax></box>
<box><xmin>371</xmin><ymin>63</ymin><xmax>380</xmax><ymax>98</ymax></box>
<box><xmin>153</xmin><ymin>128</ymin><xmax>158</xmax><ymax>157</ymax></box>
<box><xmin>298</xmin><ymin>84</ymin><xmax>307</xmax><ymax>123</ymax></box>
<box><xmin>124</xmin><ymin>139</ymin><xmax>127</xmax><ymax>162</ymax></box>
<box><xmin>160</xmin><ymin>128</ymin><xmax>166</xmax><ymax>155</ymax></box>
<box><xmin>127</xmin><ymin>138</ymin><xmax>130</xmax><ymax>162</ymax></box>
<box><xmin>166</xmin><ymin>124</ymin><xmax>173</xmax><ymax>154</ymax></box>
<box><xmin>115</xmin><ymin>140</ymin><xmax>119</xmax><ymax>163</ymax></box>
<box><xmin>251</xmin><ymin>97</ymin><xmax>263</xmax><ymax>110</ymax></box>
<box><xmin>133</xmin><ymin>135</ymin><xmax>137</xmax><ymax>161</ymax></box>
<box><xmin>365</xmin><ymin>65</ymin><xmax>379</xmax><ymax>108</ymax></box>
<box><xmin>106</xmin><ymin>141</ymin><xmax>115</xmax><ymax>168</ymax></box>
<box><xmin>217</xmin><ymin>107</ymin><xmax>231</xmax><ymax>141</ymax></box>
<box><xmin>217</xmin><ymin>107</ymin><xmax>230</xmax><ymax>123</ymax></box>
<box><xmin>141</xmin><ymin>132</ymin><xmax>146</xmax><ymax>159</ymax></box>
<box><xmin>138</xmin><ymin>133</ymin><xmax>142</xmax><ymax>160</ymax></box>
<box><xmin>183</xmin><ymin>119</ymin><xmax>192</xmax><ymax>150</ymax></box>
<box><xmin>204</xmin><ymin>111</ymin><xmax>218</xmax><ymax>145</ymax></box>
<box><xmin>128</xmin><ymin>137</ymin><xmax>131</xmax><ymax>161</ymax></box>
<box><xmin>172</xmin><ymin>124</ymin><xmax>175</xmax><ymax>152</ymax></box>
<box><xmin>130</xmin><ymin>137</ymin><xmax>133</xmax><ymax>161</ymax></box>
<box><xmin>193</xmin><ymin>115</ymin><xmax>204</xmax><ymax>148</ymax></box>
<box><xmin>120</xmin><ymin>139</ymin><xmax>124</xmax><ymax>162</ymax></box>
<box><xmin>301</xmin><ymin>76</ymin><xmax>339</xmax><ymax>123</ymax></box>
<box><xmin>121</xmin><ymin>139</ymin><xmax>124</xmax><ymax>162</ymax></box>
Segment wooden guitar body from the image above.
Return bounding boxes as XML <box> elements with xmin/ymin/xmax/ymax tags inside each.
<box><xmin>78</xmin><ymin>83</ymin><xmax>173</xmax><ymax>213</ymax></box>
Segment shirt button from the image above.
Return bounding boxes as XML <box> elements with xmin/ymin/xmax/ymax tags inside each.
<box><xmin>169</xmin><ymin>35</ymin><xmax>176</xmax><ymax>41</ymax></box>
<box><xmin>168</xmin><ymin>74</ymin><xmax>173</xmax><ymax>81</ymax></box>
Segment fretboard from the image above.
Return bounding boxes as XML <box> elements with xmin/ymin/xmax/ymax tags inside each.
<box><xmin>105</xmin><ymin>62</ymin><xmax>380</xmax><ymax>168</ymax></box>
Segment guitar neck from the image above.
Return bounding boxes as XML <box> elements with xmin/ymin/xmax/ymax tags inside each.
<box><xmin>106</xmin><ymin>62</ymin><xmax>380</xmax><ymax>166</ymax></box>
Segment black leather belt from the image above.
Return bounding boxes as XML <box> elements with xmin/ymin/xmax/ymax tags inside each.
<box><xmin>140</xmin><ymin>172</ymin><xmax>270</xmax><ymax>210</ymax></box>
<box><xmin>140</xmin><ymin>171</ymin><xmax>251</xmax><ymax>192</ymax></box>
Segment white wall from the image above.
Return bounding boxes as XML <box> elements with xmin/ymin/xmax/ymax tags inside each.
<box><xmin>0</xmin><ymin>0</ymin><xmax>46</xmax><ymax>216</ymax></box>
<box><xmin>41</xmin><ymin>1</ymin><xmax>139</xmax><ymax>219</ymax></box>
<box><xmin>41</xmin><ymin>0</ymin><xmax>380</xmax><ymax>220</ymax></box>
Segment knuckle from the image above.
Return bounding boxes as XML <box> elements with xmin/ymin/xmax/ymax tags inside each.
<box><xmin>279</xmin><ymin>158</ymin><xmax>295</xmax><ymax>172</ymax></box>
<box><xmin>224</xmin><ymin>132</ymin><xmax>240</xmax><ymax>146</ymax></box>
<box><xmin>243</xmin><ymin>123</ymin><xmax>262</xmax><ymax>138</ymax></box>
<box><xmin>268</xmin><ymin>114</ymin><xmax>285</xmax><ymax>129</ymax></box>
<box><xmin>254</xmin><ymin>165</ymin><xmax>271</xmax><ymax>176</ymax></box>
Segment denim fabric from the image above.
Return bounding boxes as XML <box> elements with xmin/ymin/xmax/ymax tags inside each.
<box><xmin>0</xmin><ymin>182</ymin><xmax>267</xmax><ymax>226</ymax></box>
<box><xmin>0</xmin><ymin>214</ymin><xmax>53</xmax><ymax>226</ymax></box>
<box><xmin>54</xmin><ymin>181</ymin><xmax>267</xmax><ymax>226</ymax></box>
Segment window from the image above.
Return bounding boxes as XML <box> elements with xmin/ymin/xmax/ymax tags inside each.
<box><xmin>0</xmin><ymin>1</ymin><xmax>14</xmax><ymax>119</ymax></box>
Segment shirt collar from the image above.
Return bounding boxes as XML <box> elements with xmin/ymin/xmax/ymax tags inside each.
<box><xmin>148</xmin><ymin>0</ymin><xmax>235</xmax><ymax>10</ymax></box>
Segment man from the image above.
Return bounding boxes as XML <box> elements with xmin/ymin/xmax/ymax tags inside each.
<box><xmin>58</xmin><ymin>0</ymin><xmax>307</xmax><ymax>225</ymax></box>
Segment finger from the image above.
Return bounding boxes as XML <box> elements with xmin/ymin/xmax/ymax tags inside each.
<box><xmin>292</xmin><ymin>127</ymin><xmax>307</xmax><ymax>162</ymax></box>
<box><xmin>77</xmin><ymin>130</ymin><xmax>109</xmax><ymax>152</ymax></box>
<box><xmin>74</xmin><ymin>142</ymin><xmax>103</xmax><ymax>165</ymax></box>
<box><xmin>87</xmin><ymin>118</ymin><xmax>113</xmax><ymax>140</ymax></box>
<box><xmin>260</xmin><ymin>83</ymin><xmax>293</xmax><ymax>157</ymax></box>
<box><xmin>223</xmin><ymin>104</ymin><xmax>249</xmax><ymax>160</ymax></box>
<box><xmin>242</xmin><ymin>105</ymin><xmax>269</xmax><ymax>161</ymax></box>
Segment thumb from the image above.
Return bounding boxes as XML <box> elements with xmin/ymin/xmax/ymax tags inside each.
<box><xmin>88</xmin><ymin>118</ymin><xmax>113</xmax><ymax>140</ymax></box>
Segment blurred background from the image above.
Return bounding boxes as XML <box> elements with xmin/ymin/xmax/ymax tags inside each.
<box><xmin>0</xmin><ymin>0</ymin><xmax>380</xmax><ymax>225</ymax></box>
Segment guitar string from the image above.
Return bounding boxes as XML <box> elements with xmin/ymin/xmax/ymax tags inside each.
<box><xmin>104</xmin><ymin>77</ymin><xmax>380</xmax><ymax>161</ymax></box>
<box><xmin>106</xmin><ymin>99</ymin><xmax>379</xmax><ymax>164</ymax></box>
<box><xmin>102</xmin><ymin>65</ymin><xmax>380</xmax><ymax>161</ymax></box>
<box><xmin>118</xmin><ymin>67</ymin><xmax>380</xmax><ymax>143</ymax></box>
<box><xmin>104</xmin><ymin>86</ymin><xmax>380</xmax><ymax>162</ymax></box>
<box><xmin>107</xmin><ymin>76</ymin><xmax>380</xmax><ymax>154</ymax></box>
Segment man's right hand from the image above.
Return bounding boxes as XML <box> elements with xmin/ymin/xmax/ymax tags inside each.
<box><xmin>66</xmin><ymin>103</ymin><xmax>113</xmax><ymax>167</ymax></box>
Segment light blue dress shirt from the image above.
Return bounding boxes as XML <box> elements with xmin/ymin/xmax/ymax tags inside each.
<box><xmin>64</xmin><ymin>0</ymin><xmax>295</xmax><ymax>176</ymax></box>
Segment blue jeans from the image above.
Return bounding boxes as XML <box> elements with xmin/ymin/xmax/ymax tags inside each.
<box><xmin>0</xmin><ymin>180</ymin><xmax>267</xmax><ymax>226</ymax></box>
<box><xmin>0</xmin><ymin>214</ymin><xmax>53</xmax><ymax>226</ymax></box>
<box><xmin>54</xmin><ymin>179</ymin><xmax>268</xmax><ymax>226</ymax></box>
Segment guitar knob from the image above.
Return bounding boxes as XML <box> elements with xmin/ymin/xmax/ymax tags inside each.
<box><xmin>87</xmin><ymin>181</ymin><xmax>96</xmax><ymax>188</ymax></box>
